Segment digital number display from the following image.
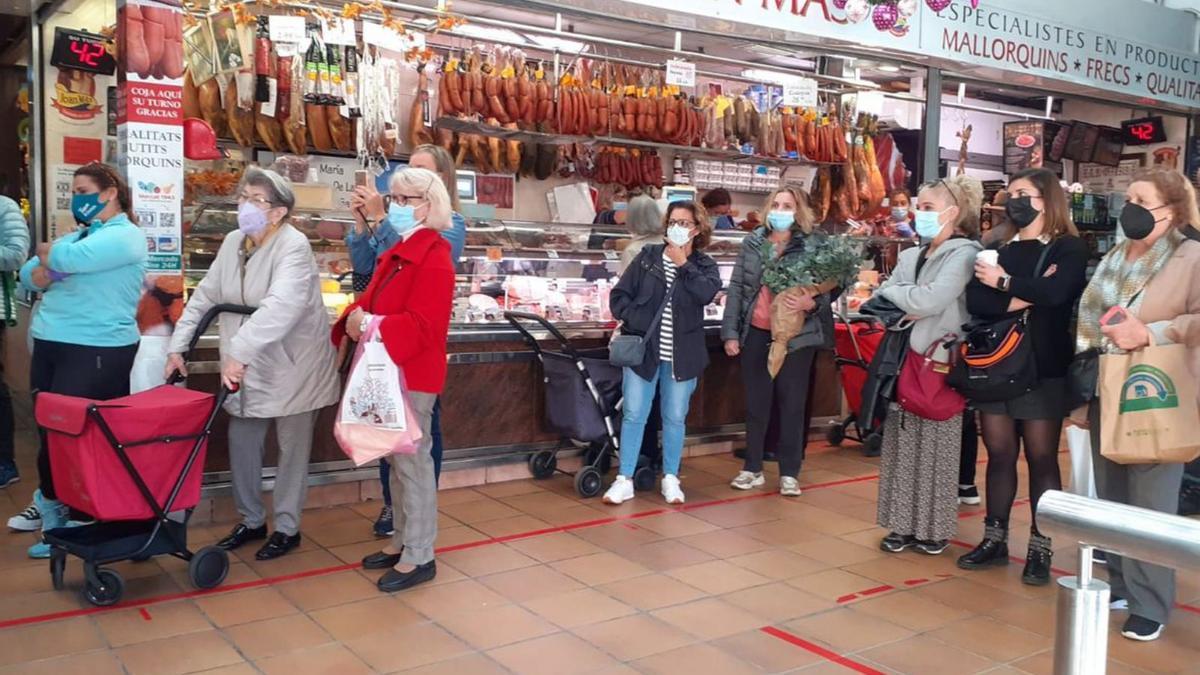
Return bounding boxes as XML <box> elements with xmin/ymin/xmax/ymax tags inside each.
<box><xmin>1121</xmin><ymin>116</ymin><xmax>1167</xmax><ymax>146</ymax></box>
<box><xmin>49</xmin><ymin>28</ymin><xmax>116</xmax><ymax>76</ymax></box>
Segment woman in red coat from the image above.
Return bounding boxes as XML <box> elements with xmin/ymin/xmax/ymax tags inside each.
<box><xmin>333</xmin><ymin>167</ymin><xmax>455</xmax><ymax>593</ymax></box>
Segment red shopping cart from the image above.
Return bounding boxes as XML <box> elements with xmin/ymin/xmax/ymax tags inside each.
<box><xmin>37</xmin><ymin>305</ymin><xmax>252</xmax><ymax>606</ymax></box>
<box><xmin>825</xmin><ymin>315</ymin><xmax>886</xmax><ymax>456</ymax></box>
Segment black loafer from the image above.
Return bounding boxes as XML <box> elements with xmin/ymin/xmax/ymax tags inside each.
<box><xmin>216</xmin><ymin>524</ymin><xmax>267</xmax><ymax>551</ymax></box>
<box><xmin>377</xmin><ymin>561</ymin><xmax>437</xmax><ymax>593</ymax></box>
<box><xmin>362</xmin><ymin>550</ymin><xmax>403</xmax><ymax>570</ymax></box>
<box><xmin>255</xmin><ymin>532</ymin><xmax>301</xmax><ymax>560</ymax></box>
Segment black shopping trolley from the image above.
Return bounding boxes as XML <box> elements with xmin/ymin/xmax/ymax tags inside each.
<box><xmin>504</xmin><ymin>312</ymin><xmax>656</xmax><ymax>498</ymax></box>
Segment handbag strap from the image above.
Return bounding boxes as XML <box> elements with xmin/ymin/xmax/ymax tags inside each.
<box><xmin>1032</xmin><ymin>240</ymin><xmax>1055</xmax><ymax>278</ymax></box>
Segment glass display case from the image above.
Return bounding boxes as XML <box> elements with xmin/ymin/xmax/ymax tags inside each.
<box><xmin>454</xmin><ymin>220</ymin><xmax>745</xmax><ymax>330</ymax></box>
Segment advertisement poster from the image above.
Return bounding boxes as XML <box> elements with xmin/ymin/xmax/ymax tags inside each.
<box><xmin>1003</xmin><ymin>121</ymin><xmax>1044</xmax><ymax>174</ymax></box>
<box><xmin>117</xmin><ymin>0</ymin><xmax>186</xmax><ymax>336</ymax></box>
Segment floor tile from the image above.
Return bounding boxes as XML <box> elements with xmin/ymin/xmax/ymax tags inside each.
<box><xmin>930</xmin><ymin>615</ymin><xmax>1052</xmax><ymax>662</ymax></box>
<box><xmin>860</xmin><ymin>633</ymin><xmax>997</xmax><ymax>675</ymax></box>
<box><xmin>223</xmin><ymin>613</ymin><xmax>333</xmax><ymax>660</ymax></box>
<box><xmin>551</xmin><ymin>551</ymin><xmax>652</xmax><ymax>586</ymax></box>
<box><xmin>650</xmin><ymin>597</ymin><xmax>766</xmax><ymax>640</ymax></box>
<box><xmin>851</xmin><ymin>588</ymin><xmax>974</xmax><ymax>631</ymax></box>
<box><xmin>597</xmin><ymin>573</ymin><xmax>708</xmax><ymax>611</ymax></box>
<box><xmin>715</xmin><ymin>628</ymin><xmax>825</xmax><ymax>673</ymax></box>
<box><xmin>0</xmin><ymin>650</ymin><xmax>125</xmax><ymax>675</ymax></box>
<box><xmin>727</xmin><ymin>548</ymin><xmax>831</xmax><ymax>580</ymax></box>
<box><xmin>0</xmin><ymin>617</ymin><xmax>107</xmax><ymax>668</ymax></box>
<box><xmin>437</xmin><ymin>603</ymin><xmax>559</xmax><ymax>649</ymax></box>
<box><xmin>488</xmin><ymin>632</ymin><xmax>618</xmax><ymax>675</ymax></box>
<box><xmin>255</xmin><ymin>643</ymin><xmax>374</xmax><ymax>675</ymax></box>
<box><xmin>616</xmin><ymin>538</ymin><xmax>715</xmax><ymax>572</ymax></box>
<box><xmin>677</xmin><ymin>528</ymin><xmax>776</xmax><ymax>559</ymax></box>
<box><xmin>398</xmin><ymin>578</ymin><xmax>511</xmax><ymax>621</ymax></box>
<box><xmin>194</xmin><ymin>586</ymin><xmax>299</xmax><ymax>627</ymax></box>
<box><xmin>308</xmin><ymin>595</ymin><xmax>425</xmax><ymax>641</ymax></box>
<box><xmin>94</xmin><ymin>601</ymin><xmax>211</xmax><ymax>647</ymax></box>
<box><xmin>116</xmin><ymin>630</ymin><xmax>244</xmax><ymax>675</ymax></box>
<box><xmin>276</xmin><ymin>569</ymin><xmax>380</xmax><ymax>612</ymax></box>
<box><xmin>665</xmin><ymin>558</ymin><xmax>773</xmax><ymax>595</ymax></box>
<box><xmin>479</xmin><ymin>564</ymin><xmax>585</xmax><ymax>603</ymax></box>
<box><xmin>345</xmin><ymin>622</ymin><xmax>471</xmax><ymax>672</ymax></box>
<box><xmin>632</xmin><ymin>642</ymin><xmax>763</xmax><ymax>675</ymax></box>
<box><xmin>505</xmin><ymin>532</ymin><xmax>603</xmax><ymax>563</ymax></box>
<box><xmin>398</xmin><ymin>652</ymin><xmax>513</xmax><ymax>674</ymax></box>
<box><xmin>782</xmin><ymin>608</ymin><xmax>914</xmax><ymax>653</ymax></box>
<box><xmin>571</xmin><ymin>614</ymin><xmax>697</xmax><ymax>661</ymax></box>
<box><xmin>524</xmin><ymin>587</ymin><xmax>638</xmax><ymax>628</ymax></box>
<box><xmin>439</xmin><ymin>543</ymin><xmax>539</xmax><ymax>577</ymax></box>
<box><xmin>721</xmin><ymin>581</ymin><xmax>837</xmax><ymax>623</ymax></box>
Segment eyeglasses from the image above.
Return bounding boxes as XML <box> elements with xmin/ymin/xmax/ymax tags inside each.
<box><xmin>667</xmin><ymin>219</ymin><xmax>695</xmax><ymax>228</ymax></box>
<box><xmin>237</xmin><ymin>194</ymin><xmax>273</xmax><ymax>207</ymax></box>
<box><xmin>384</xmin><ymin>194</ymin><xmax>427</xmax><ymax>208</ymax></box>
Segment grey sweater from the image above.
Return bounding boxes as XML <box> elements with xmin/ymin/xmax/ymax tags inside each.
<box><xmin>876</xmin><ymin>237</ymin><xmax>980</xmax><ymax>359</ymax></box>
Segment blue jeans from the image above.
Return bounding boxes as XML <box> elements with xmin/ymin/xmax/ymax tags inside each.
<box><xmin>619</xmin><ymin>362</ymin><xmax>697</xmax><ymax>477</ymax></box>
<box><xmin>381</xmin><ymin>397</ymin><xmax>443</xmax><ymax>506</ymax></box>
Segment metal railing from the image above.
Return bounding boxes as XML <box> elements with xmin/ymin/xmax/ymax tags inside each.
<box><xmin>1037</xmin><ymin>490</ymin><xmax>1200</xmax><ymax>675</ymax></box>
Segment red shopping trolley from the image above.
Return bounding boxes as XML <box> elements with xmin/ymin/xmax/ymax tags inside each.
<box><xmin>37</xmin><ymin>305</ymin><xmax>252</xmax><ymax>606</ymax></box>
<box><xmin>825</xmin><ymin>314</ymin><xmax>886</xmax><ymax>456</ymax></box>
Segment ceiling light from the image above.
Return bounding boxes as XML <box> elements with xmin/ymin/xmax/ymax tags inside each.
<box><xmin>740</xmin><ymin>68</ymin><xmax>808</xmax><ymax>84</ymax></box>
<box><xmin>452</xmin><ymin>24</ymin><xmax>528</xmax><ymax>44</ymax></box>
<box><xmin>525</xmin><ymin>34</ymin><xmax>590</xmax><ymax>53</ymax></box>
<box><xmin>878</xmin><ymin>65</ymin><xmax>900</xmax><ymax>73</ymax></box>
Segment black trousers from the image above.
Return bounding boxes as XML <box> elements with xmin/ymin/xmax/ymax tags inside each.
<box><xmin>0</xmin><ymin>329</ymin><xmax>13</xmax><ymax>466</ymax></box>
<box><xmin>742</xmin><ymin>328</ymin><xmax>816</xmax><ymax>479</ymax></box>
<box><xmin>960</xmin><ymin>408</ymin><xmax>978</xmax><ymax>487</ymax></box>
<box><xmin>32</xmin><ymin>339</ymin><xmax>138</xmax><ymax>499</ymax></box>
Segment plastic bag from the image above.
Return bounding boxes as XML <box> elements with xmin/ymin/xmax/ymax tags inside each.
<box><xmin>333</xmin><ymin>318</ymin><xmax>422</xmax><ymax>466</ymax></box>
<box><xmin>1065</xmin><ymin>425</ymin><xmax>1096</xmax><ymax>499</ymax></box>
<box><xmin>130</xmin><ymin>335</ymin><xmax>171</xmax><ymax>394</ymax></box>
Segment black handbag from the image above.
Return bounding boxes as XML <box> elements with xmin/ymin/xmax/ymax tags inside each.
<box><xmin>1065</xmin><ymin>348</ymin><xmax>1099</xmax><ymax>410</ymax></box>
<box><xmin>610</xmin><ymin>285</ymin><xmax>674</xmax><ymax>368</ymax></box>
<box><xmin>946</xmin><ymin>243</ymin><xmax>1054</xmax><ymax>403</ymax></box>
<box><xmin>859</xmin><ymin>295</ymin><xmax>908</xmax><ymax>329</ymax></box>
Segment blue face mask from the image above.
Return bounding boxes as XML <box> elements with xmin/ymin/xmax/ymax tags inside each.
<box><xmin>766</xmin><ymin>210</ymin><xmax>794</xmax><ymax>232</ymax></box>
<box><xmin>387</xmin><ymin>203</ymin><xmax>418</xmax><ymax>236</ymax></box>
<box><xmin>612</xmin><ymin>201</ymin><xmax>627</xmax><ymax>212</ymax></box>
<box><xmin>891</xmin><ymin>207</ymin><xmax>909</xmax><ymax>221</ymax></box>
<box><xmin>913</xmin><ymin>209</ymin><xmax>945</xmax><ymax>239</ymax></box>
<box><xmin>71</xmin><ymin>192</ymin><xmax>107</xmax><ymax>225</ymax></box>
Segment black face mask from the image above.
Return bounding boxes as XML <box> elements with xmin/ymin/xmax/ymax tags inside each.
<box><xmin>1120</xmin><ymin>203</ymin><xmax>1163</xmax><ymax>241</ymax></box>
<box><xmin>1005</xmin><ymin>196</ymin><xmax>1040</xmax><ymax>230</ymax></box>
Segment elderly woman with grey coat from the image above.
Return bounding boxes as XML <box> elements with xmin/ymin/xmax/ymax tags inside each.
<box><xmin>722</xmin><ymin>187</ymin><xmax>832</xmax><ymax>496</ymax></box>
<box><xmin>872</xmin><ymin>175</ymin><xmax>982</xmax><ymax>556</ymax></box>
<box><xmin>166</xmin><ymin>167</ymin><xmax>338</xmax><ymax>561</ymax></box>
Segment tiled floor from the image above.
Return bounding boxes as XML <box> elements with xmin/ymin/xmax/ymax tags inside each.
<box><xmin>1</xmin><ymin>436</ymin><xmax>1199</xmax><ymax>674</ymax></box>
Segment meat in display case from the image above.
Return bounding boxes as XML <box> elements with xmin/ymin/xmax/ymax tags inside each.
<box><xmin>454</xmin><ymin>221</ymin><xmax>744</xmax><ymax>329</ymax></box>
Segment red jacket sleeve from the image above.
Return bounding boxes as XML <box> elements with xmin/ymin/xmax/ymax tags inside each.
<box><xmin>331</xmin><ymin>299</ymin><xmax>364</xmax><ymax>347</ymax></box>
<box><xmin>378</xmin><ymin>249</ymin><xmax>455</xmax><ymax>367</ymax></box>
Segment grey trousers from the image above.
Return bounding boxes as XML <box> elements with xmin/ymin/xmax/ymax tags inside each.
<box><xmin>228</xmin><ymin>410</ymin><xmax>318</xmax><ymax>537</ymax></box>
<box><xmin>1089</xmin><ymin>401</ymin><xmax>1183</xmax><ymax>625</ymax></box>
<box><xmin>390</xmin><ymin>392</ymin><xmax>438</xmax><ymax>565</ymax></box>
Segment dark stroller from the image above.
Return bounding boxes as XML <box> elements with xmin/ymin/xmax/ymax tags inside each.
<box><xmin>38</xmin><ymin>305</ymin><xmax>252</xmax><ymax>606</ymax></box>
<box><xmin>504</xmin><ymin>312</ymin><xmax>655</xmax><ymax>498</ymax></box>
<box><xmin>825</xmin><ymin>314</ymin><xmax>887</xmax><ymax>456</ymax></box>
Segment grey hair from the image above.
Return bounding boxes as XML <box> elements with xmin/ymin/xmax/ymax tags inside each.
<box><xmin>241</xmin><ymin>167</ymin><xmax>296</xmax><ymax>216</ymax></box>
<box><xmin>626</xmin><ymin>194</ymin><xmax>662</xmax><ymax>236</ymax></box>
<box><xmin>389</xmin><ymin>167</ymin><xmax>452</xmax><ymax>231</ymax></box>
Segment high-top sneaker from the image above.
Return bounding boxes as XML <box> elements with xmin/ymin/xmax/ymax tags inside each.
<box><xmin>1022</xmin><ymin>531</ymin><xmax>1053</xmax><ymax>586</ymax></box>
<box><xmin>957</xmin><ymin>517</ymin><xmax>1010</xmax><ymax>570</ymax></box>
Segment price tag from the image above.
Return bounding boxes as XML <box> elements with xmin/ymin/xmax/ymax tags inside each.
<box><xmin>546</xmin><ymin>249</ymin><xmax>560</xmax><ymax>259</ymax></box>
<box><xmin>603</xmin><ymin>250</ymin><xmax>619</xmax><ymax>260</ymax></box>
<box><xmin>665</xmin><ymin>59</ymin><xmax>696</xmax><ymax>88</ymax></box>
<box><xmin>362</xmin><ymin>20</ymin><xmax>406</xmax><ymax>53</ymax></box>
<box><xmin>486</xmin><ymin>246</ymin><xmax>502</xmax><ymax>262</ymax></box>
<box><xmin>782</xmin><ymin>78</ymin><xmax>818</xmax><ymax>108</ymax></box>
<box><xmin>322</xmin><ymin>17</ymin><xmax>357</xmax><ymax>46</ymax></box>
<box><xmin>261</xmin><ymin>78</ymin><xmax>278</xmax><ymax>117</ymax></box>
<box><xmin>269</xmin><ymin>16</ymin><xmax>306</xmax><ymax>44</ymax></box>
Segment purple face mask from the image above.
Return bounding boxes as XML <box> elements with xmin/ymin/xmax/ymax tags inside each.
<box><xmin>237</xmin><ymin>201</ymin><xmax>270</xmax><ymax>236</ymax></box>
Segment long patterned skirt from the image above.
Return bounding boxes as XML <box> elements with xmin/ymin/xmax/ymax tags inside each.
<box><xmin>876</xmin><ymin>405</ymin><xmax>962</xmax><ymax>541</ymax></box>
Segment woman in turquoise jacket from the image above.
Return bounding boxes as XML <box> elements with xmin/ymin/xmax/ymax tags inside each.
<box><xmin>10</xmin><ymin>163</ymin><xmax>146</xmax><ymax>558</ymax></box>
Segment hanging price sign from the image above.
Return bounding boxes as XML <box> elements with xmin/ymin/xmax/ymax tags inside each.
<box><xmin>782</xmin><ymin>78</ymin><xmax>818</xmax><ymax>108</ymax></box>
<box><xmin>665</xmin><ymin>60</ymin><xmax>696</xmax><ymax>88</ymax></box>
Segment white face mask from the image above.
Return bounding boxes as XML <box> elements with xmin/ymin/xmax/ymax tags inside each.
<box><xmin>666</xmin><ymin>224</ymin><xmax>692</xmax><ymax>247</ymax></box>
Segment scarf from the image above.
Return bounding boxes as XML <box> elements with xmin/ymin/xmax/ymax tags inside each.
<box><xmin>1076</xmin><ymin>230</ymin><xmax>1181</xmax><ymax>353</ymax></box>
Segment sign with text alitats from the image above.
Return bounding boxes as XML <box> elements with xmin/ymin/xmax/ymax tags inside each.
<box><xmin>117</xmin><ymin>0</ymin><xmax>186</xmax><ymax>336</ymax></box>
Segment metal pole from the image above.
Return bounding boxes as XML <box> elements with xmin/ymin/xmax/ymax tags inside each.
<box><xmin>1052</xmin><ymin>545</ymin><xmax>1109</xmax><ymax>675</ymax></box>
<box><xmin>922</xmin><ymin>67</ymin><xmax>942</xmax><ymax>183</ymax></box>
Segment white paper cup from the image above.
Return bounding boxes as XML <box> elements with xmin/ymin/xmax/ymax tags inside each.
<box><xmin>976</xmin><ymin>250</ymin><xmax>999</xmax><ymax>266</ymax></box>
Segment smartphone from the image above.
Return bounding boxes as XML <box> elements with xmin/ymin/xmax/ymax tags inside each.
<box><xmin>1101</xmin><ymin>306</ymin><xmax>1128</xmax><ymax>326</ymax></box>
<box><xmin>354</xmin><ymin>170</ymin><xmax>369</xmax><ymax>188</ymax></box>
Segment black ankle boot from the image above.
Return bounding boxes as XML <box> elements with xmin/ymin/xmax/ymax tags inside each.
<box><xmin>957</xmin><ymin>518</ymin><xmax>1009</xmax><ymax>570</ymax></box>
<box><xmin>1022</xmin><ymin>531</ymin><xmax>1053</xmax><ymax>586</ymax></box>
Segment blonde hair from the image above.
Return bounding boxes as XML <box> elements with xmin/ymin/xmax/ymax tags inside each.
<box><xmin>762</xmin><ymin>185</ymin><xmax>815</xmax><ymax>234</ymax></box>
<box><xmin>921</xmin><ymin>175</ymin><xmax>983</xmax><ymax>238</ymax></box>
<box><xmin>389</xmin><ymin>167</ymin><xmax>452</xmax><ymax>231</ymax></box>
<box><xmin>1131</xmin><ymin>167</ymin><xmax>1200</xmax><ymax>232</ymax></box>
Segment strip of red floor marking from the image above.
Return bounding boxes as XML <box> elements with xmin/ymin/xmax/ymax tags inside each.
<box><xmin>0</xmin><ymin>471</ymin><xmax>883</xmax><ymax>629</ymax></box>
<box><xmin>138</xmin><ymin>608</ymin><xmax>151</xmax><ymax>621</ymax></box>
<box><xmin>761</xmin><ymin>626</ymin><xmax>885</xmax><ymax>675</ymax></box>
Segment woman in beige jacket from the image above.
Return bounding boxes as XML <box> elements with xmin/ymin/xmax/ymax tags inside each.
<box><xmin>167</xmin><ymin>167</ymin><xmax>338</xmax><ymax>561</ymax></box>
<box><xmin>1074</xmin><ymin>167</ymin><xmax>1200</xmax><ymax>642</ymax></box>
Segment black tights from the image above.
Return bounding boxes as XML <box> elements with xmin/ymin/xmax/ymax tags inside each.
<box><xmin>979</xmin><ymin>413</ymin><xmax>1064</xmax><ymax>533</ymax></box>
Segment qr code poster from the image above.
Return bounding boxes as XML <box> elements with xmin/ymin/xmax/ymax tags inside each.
<box><xmin>50</xmin><ymin>165</ymin><xmax>80</xmax><ymax>218</ymax></box>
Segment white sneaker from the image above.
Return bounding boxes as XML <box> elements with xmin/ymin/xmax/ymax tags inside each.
<box><xmin>603</xmin><ymin>475</ymin><xmax>635</xmax><ymax>505</ymax></box>
<box><xmin>661</xmin><ymin>475</ymin><xmax>685</xmax><ymax>505</ymax></box>
<box><xmin>730</xmin><ymin>471</ymin><xmax>765</xmax><ymax>490</ymax></box>
<box><xmin>7</xmin><ymin>502</ymin><xmax>41</xmax><ymax>532</ymax></box>
<box><xmin>780</xmin><ymin>476</ymin><xmax>802</xmax><ymax>497</ymax></box>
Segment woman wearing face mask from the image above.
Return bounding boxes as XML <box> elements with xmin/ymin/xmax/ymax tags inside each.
<box><xmin>872</xmin><ymin>175</ymin><xmax>982</xmax><ymax>556</ymax></box>
<box><xmin>958</xmin><ymin>168</ymin><xmax>1088</xmax><ymax>585</ymax></box>
<box><xmin>887</xmin><ymin>190</ymin><xmax>915</xmax><ymax>239</ymax></box>
<box><xmin>347</xmin><ymin>145</ymin><xmax>465</xmax><ymax>539</ymax></box>
<box><xmin>166</xmin><ymin>167</ymin><xmax>338</xmax><ymax>561</ymax></box>
<box><xmin>604</xmin><ymin>201</ymin><xmax>722</xmax><ymax>506</ymax></box>
<box><xmin>335</xmin><ymin>168</ymin><xmax>455</xmax><ymax>593</ymax></box>
<box><xmin>721</xmin><ymin>186</ymin><xmax>831</xmax><ymax>496</ymax></box>
<box><xmin>12</xmin><ymin>163</ymin><xmax>146</xmax><ymax>558</ymax></box>
<box><xmin>1071</xmin><ymin>167</ymin><xmax>1200</xmax><ymax>642</ymax></box>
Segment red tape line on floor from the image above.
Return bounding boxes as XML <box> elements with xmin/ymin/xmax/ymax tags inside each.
<box><xmin>760</xmin><ymin>626</ymin><xmax>885</xmax><ymax>675</ymax></box>
<box><xmin>0</xmin><ymin>472</ymin><xmax>881</xmax><ymax>629</ymax></box>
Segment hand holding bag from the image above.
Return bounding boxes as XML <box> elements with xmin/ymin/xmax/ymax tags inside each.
<box><xmin>334</xmin><ymin>317</ymin><xmax>424</xmax><ymax>466</ymax></box>
<box><xmin>1098</xmin><ymin>343</ymin><xmax>1200</xmax><ymax>464</ymax></box>
<box><xmin>610</xmin><ymin>284</ymin><xmax>674</xmax><ymax>368</ymax></box>
<box><xmin>897</xmin><ymin>338</ymin><xmax>966</xmax><ymax>422</ymax></box>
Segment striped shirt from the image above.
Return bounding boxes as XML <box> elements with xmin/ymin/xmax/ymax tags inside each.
<box><xmin>659</xmin><ymin>251</ymin><xmax>677</xmax><ymax>364</ymax></box>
